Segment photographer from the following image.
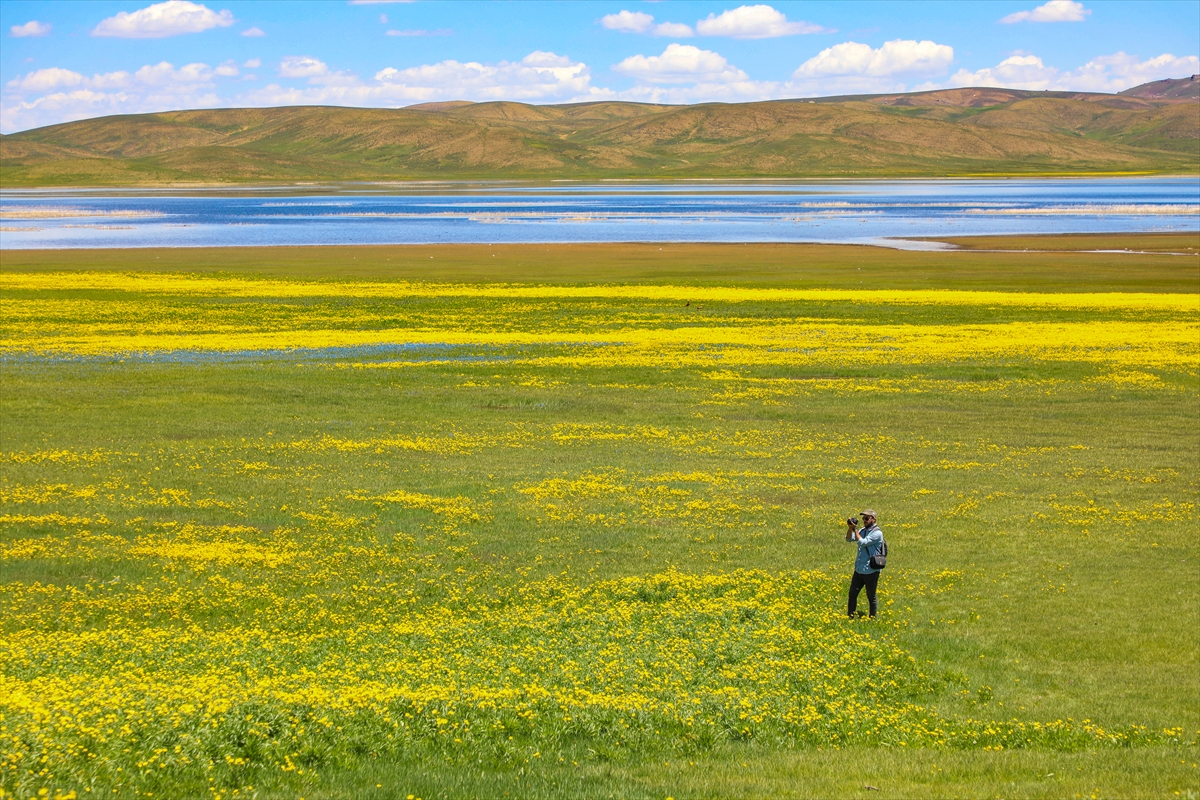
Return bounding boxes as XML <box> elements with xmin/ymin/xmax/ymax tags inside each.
<box><xmin>845</xmin><ymin>509</ymin><xmax>884</xmax><ymax>618</ymax></box>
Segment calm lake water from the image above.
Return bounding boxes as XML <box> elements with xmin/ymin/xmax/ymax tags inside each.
<box><xmin>1</xmin><ymin>178</ymin><xmax>1197</xmax><ymax>250</ymax></box>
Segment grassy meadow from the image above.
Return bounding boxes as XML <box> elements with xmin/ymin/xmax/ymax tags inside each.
<box><xmin>0</xmin><ymin>239</ymin><xmax>1197</xmax><ymax>799</ymax></box>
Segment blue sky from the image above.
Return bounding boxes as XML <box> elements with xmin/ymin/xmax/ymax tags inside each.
<box><xmin>2</xmin><ymin>1</ymin><xmax>1197</xmax><ymax>133</ymax></box>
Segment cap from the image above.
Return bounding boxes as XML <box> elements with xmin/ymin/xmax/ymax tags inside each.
<box><xmin>860</xmin><ymin>509</ymin><xmax>877</xmax><ymax>518</ymax></box>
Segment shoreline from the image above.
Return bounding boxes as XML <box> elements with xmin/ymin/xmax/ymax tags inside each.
<box><xmin>3</xmin><ymin>173</ymin><xmax>1199</xmax><ymax>194</ymax></box>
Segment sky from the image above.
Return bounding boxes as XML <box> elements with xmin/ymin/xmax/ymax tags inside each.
<box><xmin>2</xmin><ymin>0</ymin><xmax>1197</xmax><ymax>133</ymax></box>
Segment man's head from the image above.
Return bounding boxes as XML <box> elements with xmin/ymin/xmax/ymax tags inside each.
<box><xmin>860</xmin><ymin>509</ymin><xmax>877</xmax><ymax>525</ymax></box>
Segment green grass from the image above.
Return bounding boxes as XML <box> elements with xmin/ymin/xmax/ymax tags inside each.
<box><xmin>312</xmin><ymin>748</ymin><xmax>1200</xmax><ymax>799</ymax></box>
<box><xmin>0</xmin><ymin>237</ymin><xmax>1197</xmax><ymax>798</ymax></box>
<box><xmin>1</xmin><ymin>236</ymin><xmax>1197</xmax><ymax>292</ymax></box>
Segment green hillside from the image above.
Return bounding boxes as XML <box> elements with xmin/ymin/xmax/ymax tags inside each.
<box><xmin>1</xmin><ymin>87</ymin><xmax>1196</xmax><ymax>186</ymax></box>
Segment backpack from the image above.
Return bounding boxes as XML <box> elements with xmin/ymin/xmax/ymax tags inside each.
<box><xmin>868</xmin><ymin>535</ymin><xmax>888</xmax><ymax>570</ymax></box>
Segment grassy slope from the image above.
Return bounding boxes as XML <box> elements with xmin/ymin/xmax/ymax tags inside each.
<box><xmin>1</xmin><ymin>95</ymin><xmax>1196</xmax><ymax>186</ymax></box>
<box><xmin>2</xmin><ymin>236</ymin><xmax>1198</xmax><ymax>798</ymax></box>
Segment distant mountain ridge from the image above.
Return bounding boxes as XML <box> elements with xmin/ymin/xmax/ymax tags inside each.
<box><xmin>813</xmin><ymin>77</ymin><xmax>1200</xmax><ymax>107</ymax></box>
<box><xmin>1119</xmin><ymin>74</ymin><xmax>1199</xmax><ymax>100</ymax></box>
<box><xmin>2</xmin><ymin>79</ymin><xmax>1196</xmax><ymax>186</ymax></box>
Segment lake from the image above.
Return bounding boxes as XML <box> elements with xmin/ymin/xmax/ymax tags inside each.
<box><xmin>1</xmin><ymin>178</ymin><xmax>1196</xmax><ymax>250</ymax></box>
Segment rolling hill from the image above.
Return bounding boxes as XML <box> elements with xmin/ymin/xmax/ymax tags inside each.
<box><xmin>1</xmin><ymin>80</ymin><xmax>1196</xmax><ymax>186</ymax></box>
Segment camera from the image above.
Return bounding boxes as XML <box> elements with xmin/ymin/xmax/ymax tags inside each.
<box><xmin>847</xmin><ymin>516</ymin><xmax>859</xmax><ymax>526</ymax></box>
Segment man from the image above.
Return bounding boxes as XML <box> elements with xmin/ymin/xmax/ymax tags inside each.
<box><xmin>845</xmin><ymin>509</ymin><xmax>884</xmax><ymax>618</ymax></box>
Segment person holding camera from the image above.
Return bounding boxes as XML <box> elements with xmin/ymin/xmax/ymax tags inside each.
<box><xmin>846</xmin><ymin>509</ymin><xmax>885</xmax><ymax>618</ymax></box>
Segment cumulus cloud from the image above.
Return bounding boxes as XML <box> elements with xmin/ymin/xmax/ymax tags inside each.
<box><xmin>601</xmin><ymin>10</ymin><xmax>694</xmax><ymax>37</ymax></box>
<box><xmin>1086</xmin><ymin>52</ymin><xmax>1200</xmax><ymax>88</ymax></box>
<box><xmin>605</xmin><ymin>44</ymin><xmax>784</xmax><ymax>104</ymax></box>
<box><xmin>370</xmin><ymin>51</ymin><xmax>591</xmax><ymax>100</ymax></box>
<box><xmin>241</xmin><ymin>26</ymin><xmax>265</xmax><ymax>37</ymax></box>
<box><xmin>279</xmin><ymin>56</ymin><xmax>330</xmax><ymax>79</ymax></box>
<box><xmin>609</xmin><ymin>79</ymin><xmax>781</xmax><ymax>105</ymax></box>
<box><xmin>788</xmin><ymin>39</ymin><xmax>954</xmax><ymax>94</ymax></box>
<box><xmin>11</xmin><ymin>20</ymin><xmax>52</xmax><ymax>37</ymax></box>
<box><xmin>613</xmin><ymin>44</ymin><xmax>749</xmax><ymax>84</ymax></box>
<box><xmin>949</xmin><ymin>55</ymin><xmax>1056</xmax><ymax>90</ymax></box>
<box><xmin>7</xmin><ymin>68</ymin><xmax>84</xmax><ymax>93</ymax></box>
<box><xmin>0</xmin><ymin>48</ymin><xmax>604</xmax><ymax>132</ymax></box>
<box><xmin>3</xmin><ymin>64</ymin><xmax>222</xmax><ymax>95</ymax></box>
<box><xmin>795</xmin><ymin>40</ymin><xmax>955</xmax><ymax>78</ymax></box>
<box><xmin>92</xmin><ymin>1</ymin><xmax>234</xmax><ymax>38</ymax></box>
<box><xmin>1</xmin><ymin>59</ymin><xmax>242</xmax><ymax>132</ymax></box>
<box><xmin>951</xmin><ymin>51</ymin><xmax>1200</xmax><ymax>92</ymax></box>
<box><xmin>654</xmin><ymin>22</ymin><xmax>695</xmax><ymax>38</ymax></box>
<box><xmin>134</xmin><ymin>61</ymin><xmax>218</xmax><ymax>85</ymax></box>
<box><xmin>243</xmin><ymin>58</ymin><xmax>261</xmax><ymax>69</ymax></box>
<box><xmin>229</xmin><ymin>50</ymin><xmax>594</xmax><ymax>110</ymax></box>
<box><xmin>601</xmin><ymin>10</ymin><xmax>654</xmax><ymax>33</ymax></box>
<box><xmin>1000</xmin><ymin>1</ymin><xmax>1090</xmax><ymax>24</ymax></box>
<box><xmin>695</xmin><ymin>4</ymin><xmax>829</xmax><ymax>39</ymax></box>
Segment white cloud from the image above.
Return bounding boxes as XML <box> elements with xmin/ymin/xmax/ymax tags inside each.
<box><xmin>279</xmin><ymin>56</ymin><xmax>330</xmax><ymax>79</ymax></box>
<box><xmin>521</xmin><ymin>51</ymin><xmax>574</xmax><ymax>69</ymax></box>
<box><xmin>241</xmin><ymin>26</ymin><xmax>265</xmax><ymax>37</ymax></box>
<box><xmin>243</xmin><ymin>58</ymin><xmax>261</xmax><ymax>69</ymax></box>
<box><xmin>235</xmin><ymin>50</ymin><xmax>592</xmax><ymax>110</ymax></box>
<box><xmin>7</xmin><ymin>68</ymin><xmax>84</xmax><ymax>93</ymax></box>
<box><xmin>379</xmin><ymin>14</ymin><xmax>388</xmax><ymax>23</ymax></box>
<box><xmin>1000</xmin><ymin>1</ymin><xmax>1090</xmax><ymax>24</ymax></box>
<box><xmin>4</xmin><ymin>60</ymin><xmax>239</xmax><ymax>96</ymax></box>
<box><xmin>608</xmin><ymin>79</ymin><xmax>780</xmax><ymax>105</ymax></box>
<box><xmin>794</xmin><ymin>39</ymin><xmax>954</xmax><ymax>78</ymax></box>
<box><xmin>370</xmin><ymin>51</ymin><xmax>591</xmax><ymax>100</ymax></box>
<box><xmin>133</xmin><ymin>61</ymin><xmax>216</xmax><ymax>85</ymax></box>
<box><xmin>1</xmin><ymin>48</ymin><xmax>601</xmax><ymax>131</ymax></box>
<box><xmin>386</xmin><ymin>29</ymin><xmax>453</xmax><ymax>37</ymax></box>
<box><xmin>787</xmin><ymin>39</ymin><xmax>954</xmax><ymax>94</ymax></box>
<box><xmin>951</xmin><ymin>51</ymin><xmax>1200</xmax><ymax>92</ymax></box>
<box><xmin>92</xmin><ymin>1</ymin><xmax>234</xmax><ymax>38</ymax></box>
<box><xmin>11</xmin><ymin>20</ymin><xmax>52</xmax><ymax>37</ymax></box>
<box><xmin>654</xmin><ymin>22</ymin><xmax>695</xmax><ymax>38</ymax></box>
<box><xmin>229</xmin><ymin>50</ymin><xmax>594</xmax><ymax>110</ymax></box>
<box><xmin>613</xmin><ymin>44</ymin><xmax>748</xmax><ymax>84</ymax></box>
<box><xmin>1088</xmin><ymin>52</ymin><xmax>1200</xmax><ymax>88</ymax></box>
<box><xmin>0</xmin><ymin>59</ymin><xmax>246</xmax><ymax>131</ymax></box>
<box><xmin>601</xmin><ymin>10</ymin><xmax>694</xmax><ymax>37</ymax></box>
<box><xmin>695</xmin><ymin>4</ymin><xmax>829</xmax><ymax>39</ymax></box>
<box><xmin>601</xmin><ymin>10</ymin><xmax>654</xmax><ymax>33</ymax></box>
<box><xmin>949</xmin><ymin>54</ymin><xmax>1057</xmax><ymax>90</ymax></box>
<box><xmin>90</xmin><ymin>71</ymin><xmax>134</xmax><ymax>90</ymax></box>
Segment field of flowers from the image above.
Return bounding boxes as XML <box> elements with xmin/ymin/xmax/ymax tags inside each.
<box><xmin>1</xmin><ymin>247</ymin><xmax>1197</xmax><ymax>798</ymax></box>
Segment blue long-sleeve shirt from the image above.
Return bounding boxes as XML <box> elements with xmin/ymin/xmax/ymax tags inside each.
<box><xmin>851</xmin><ymin>525</ymin><xmax>884</xmax><ymax>574</ymax></box>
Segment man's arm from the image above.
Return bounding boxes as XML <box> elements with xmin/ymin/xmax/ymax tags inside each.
<box><xmin>857</xmin><ymin>529</ymin><xmax>882</xmax><ymax>549</ymax></box>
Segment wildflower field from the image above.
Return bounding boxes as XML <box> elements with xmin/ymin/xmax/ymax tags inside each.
<box><xmin>1</xmin><ymin>240</ymin><xmax>1197</xmax><ymax>799</ymax></box>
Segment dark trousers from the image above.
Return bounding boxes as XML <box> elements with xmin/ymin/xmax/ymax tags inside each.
<box><xmin>848</xmin><ymin>571</ymin><xmax>880</xmax><ymax>617</ymax></box>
